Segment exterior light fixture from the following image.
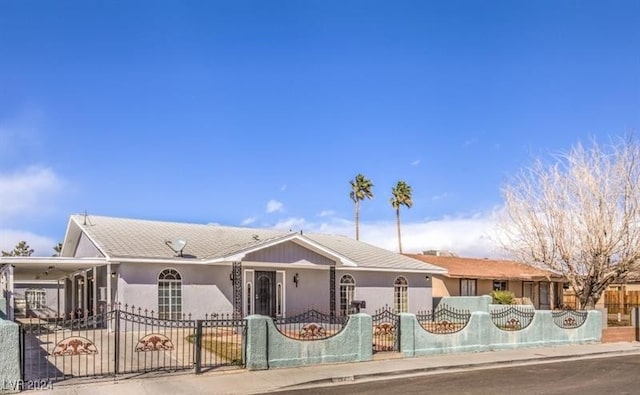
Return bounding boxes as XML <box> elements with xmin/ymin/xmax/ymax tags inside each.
<box><xmin>293</xmin><ymin>273</ymin><xmax>299</xmax><ymax>287</ymax></box>
<box><xmin>111</xmin><ymin>272</ymin><xmax>116</xmax><ymax>278</ymax></box>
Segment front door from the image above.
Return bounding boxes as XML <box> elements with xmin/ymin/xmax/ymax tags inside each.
<box><xmin>256</xmin><ymin>271</ymin><xmax>276</xmax><ymax>317</ymax></box>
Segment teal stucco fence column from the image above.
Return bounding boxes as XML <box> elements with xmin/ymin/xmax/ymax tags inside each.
<box><xmin>0</xmin><ymin>319</ymin><xmax>21</xmax><ymax>393</ymax></box>
<box><xmin>245</xmin><ymin>315</ymin><xmax>270</xmax><ymax>371</ymax></box>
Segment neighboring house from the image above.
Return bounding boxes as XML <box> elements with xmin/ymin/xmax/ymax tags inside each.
<box><xmin>1</xmin><ymin>214</ymin><xmax>447</xmax><ymax>319</ymax></box>
<box><xmin>404</xmin><ymin>252</ymin><xmax>565</xmax><ymax>310</ymax></box>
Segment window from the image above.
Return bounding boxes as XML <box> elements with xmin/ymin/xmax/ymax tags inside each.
<box><xmin>246</xmin><ymin>282</ymin><xmax>252</xmax><ymax>315</ymax></box>
<box><xmin>460</xmin><ymin>279</ymin><xmax>477</xmax><ymax>296</ymax></box>
<box><xmin>394</xmin><ymin>276</ymin><xmax>408</xmax><ymax>313</ymax></box>
<box><xmin>276</xmin><ymin>283</ymin><xmax>283</xmax><ymax>316</ymax></box>
<box><xmin>493</xmin><ymin>281</ymin><xmax>508</xmax><ymax>291</ymax></box>
<box><xmin>158</xmin><ymin>268</ymin><xmax>182</xmax><ymax>320</ymax></box>
<box><xmin>339</xmin><ymin>275</ymin><xmax>355</xmax><ymax>315</ymax></box>
<box><xmin>25</xmin><ymin>288</ymin><xmax>46</xmax><ymax>309</ymax></box>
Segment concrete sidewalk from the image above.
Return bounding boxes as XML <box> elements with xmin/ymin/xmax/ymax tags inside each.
<box><xmin>41</xmin><ymin>342</ymin><xmax>640</xmax><ymax>395</ymax></box>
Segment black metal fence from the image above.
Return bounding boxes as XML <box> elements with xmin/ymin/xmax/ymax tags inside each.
<box><xmin>490</xmin><ymin>306</ymin><xmax>535</xmax><ymax>331</ymax></box>
<box><xmin>551</xmin><ymin>309</ymin><xmax>588</xmax><ymax>329</ymax></box>
<box><xmin>274</xmin><ymin>309</ymin><xmax>349</xmax><ymax>340</ymax></box>
<box><xmin>416</xmin><ymin>306</ymin><xmax>471</xmax><ymax>334</ymax></box>
<box><xmin>19</xmin><ymin>305</ymin><xmax>245</xmax><ymax>384</ymax></box>
<box><xmin>371</xmin><ymin>306</ymin><xmax>399</xmax><ymax>352</ymax></box>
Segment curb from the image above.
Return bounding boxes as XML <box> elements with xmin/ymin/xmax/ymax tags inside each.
<box><xmin>275</xmin><ymin>348</ymin><xmax>640</xmax><ymax>392</ymax></box>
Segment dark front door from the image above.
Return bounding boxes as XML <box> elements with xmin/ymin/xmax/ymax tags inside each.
<box><xmin>256</xmin><ymin>271</ymin><xmax>276</xmax><ymax>317</ymax></box>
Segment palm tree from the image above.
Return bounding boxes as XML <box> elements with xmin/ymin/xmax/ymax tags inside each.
<box><xmin>349</xmin><ymin>174</ymin><xmax>374</xmax><ymax>240</ymax></box>
<box><xmin>390</xmin><ymin>181</ymin><xmax>413</xmax><ymax>253</ymax></box>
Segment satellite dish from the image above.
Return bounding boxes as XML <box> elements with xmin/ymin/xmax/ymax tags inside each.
<box><xmin>165</xmin><ymin>238</ymin><xmax>187</xmax><ymax>257</ymax></box>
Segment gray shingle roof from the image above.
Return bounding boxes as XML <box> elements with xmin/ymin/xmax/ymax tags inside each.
<box><xmin>70</xmin><ymin>215</ymin><xmax>446</xmax><ymax>273</ymax></box>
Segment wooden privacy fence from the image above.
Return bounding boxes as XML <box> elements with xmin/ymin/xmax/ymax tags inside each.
<box><xmin>605</xmin><ymin>290</ymin><xmax>640</xmax><ymax>314</ymax></box>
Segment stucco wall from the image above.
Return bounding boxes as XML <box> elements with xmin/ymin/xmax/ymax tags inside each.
<box><xmin>245</xmin><ymin>313</ymin><xmax>372</xmax><ymax>370</ymax></box>
<box><xmin>280</xmin><ymin>268</ymin><xmax>330</xmax><ymax>314</ymax></box>
<box><xmin>117</xmin><ymin>263</ymin><xmax>234</xmax><ymax>318</ymax></box>
<box><xmin>0</xmin><ymin>319</ymin><xmax>20</xmax><ymax>392</ymax></box>
<box><xmin>337</xmin><ymin>271</ymin><xmax>432</xmax><ymax>314</ymax></box>
<box><xmin>400</xmin><ymin>309</ymin><xmax>602</xmax><ymax>357</ymax></box>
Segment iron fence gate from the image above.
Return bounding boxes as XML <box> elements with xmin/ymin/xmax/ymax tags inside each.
<box><xmin>19</xmin><ymin>306</ymin><xmax>246</xmax><ymax>384</ymax></box>
<box><xmin>371</xmin><ymin>306</ymin><xmax>400</xmax><ymax>352</ymax></box>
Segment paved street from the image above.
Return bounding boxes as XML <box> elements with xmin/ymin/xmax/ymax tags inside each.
<box><xmin>274</xmin><ymin>354</ymin><xmax>640</xmax><ymax>395</ymax></box>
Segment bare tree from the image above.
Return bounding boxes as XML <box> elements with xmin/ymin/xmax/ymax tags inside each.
<box><xmin>499</xmin><ymin>135</ymin><xmax>640</xmax><ymax>309</ymax></box>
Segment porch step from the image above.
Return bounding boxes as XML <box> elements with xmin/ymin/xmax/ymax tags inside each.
<box><xmin>602</xmin><ymin>327</ymin><xmax>637</xmax><ymax>343</ymax></box>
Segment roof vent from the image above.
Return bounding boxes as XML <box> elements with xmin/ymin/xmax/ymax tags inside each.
<box><xmin>165</xmin><ymin>238</ymin><xmax>187</xmax><ymax>257</ymax></box>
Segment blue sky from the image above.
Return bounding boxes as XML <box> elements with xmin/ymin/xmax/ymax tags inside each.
<box><xmin>1</xmin><ymin>1</ymin><xmax>639</xmax><ymax>257</ymax></box>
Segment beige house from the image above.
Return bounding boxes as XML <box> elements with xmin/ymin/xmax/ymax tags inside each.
<box><xmin>405</xmin><ymin>253</ymin><xmax>565</xmax><ymax>310</ymax></box>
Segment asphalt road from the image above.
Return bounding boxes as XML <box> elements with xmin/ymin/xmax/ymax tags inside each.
<box><xmin>275</xmin><ymin>354</ymin><xmax>640</xmax><ymax>395</ymax></box>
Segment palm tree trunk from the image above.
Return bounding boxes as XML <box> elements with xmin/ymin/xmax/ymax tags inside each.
<box><xmin>396</xmin><ymin>208</ymin><xmax>402</xmax><ymax>253</ymax></box>
<box><xmin>355</xmin><ymin>200</ymin><xmax>360</xmax><ymax>240</ymax></box>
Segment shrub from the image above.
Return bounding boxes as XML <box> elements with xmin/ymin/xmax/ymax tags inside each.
<box><xmin>491</xmin><ymin>290</ymin><xmax>515</xmax><ymax>305</ymax></box>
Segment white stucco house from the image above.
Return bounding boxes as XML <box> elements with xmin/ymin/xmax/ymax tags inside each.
<box><xmin>2</xmin><ymin>214</ymin><xmax>446</xmax><ymax>320</ymax></box>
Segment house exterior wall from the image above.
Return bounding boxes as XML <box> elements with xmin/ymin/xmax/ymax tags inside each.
<box><xmin>115</xmin><ymin>262</ymin><xmax>234</xmax><ymax>319</ymax></box>
<box><xmin>337</xmin><ymin>271</ymin><xmax>432</xmax><ymax>314</ymax></box>
<box><xmin>278</xmin><ymin>268</ymin><xmax>330</xmax><ymax>314</ymax></box>
<box><xmin>74</xmin><ymin>233</ymin><xmax>104</xmax><ymax>258</ymax></box>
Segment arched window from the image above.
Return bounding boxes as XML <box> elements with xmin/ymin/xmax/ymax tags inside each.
<box><xmin>339</xmin><ymin>274</ymin><xmax>356</xmax><ymax>316</ymax></box>
<box><xmin>394</xmin><ymin>276</ymin><xmax>408</xmax><ymax>313</ymax></box>
<box><xmin>158</xmin><ymin>268</ymin><xmax>182</xmax><ymax>320</ymax></box>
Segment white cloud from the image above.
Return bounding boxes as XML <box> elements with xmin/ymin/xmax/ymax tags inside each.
<box><xmin>317</xmin><ymin>210</ymin><xmax>335</xmax><ymax>217</ymax></box>
<box><xmin>411</xmin><ymin>159</ymin><xmax>421</xmax><ymax>166</ymax></box>
<box><xmin>0</xmin><ymin>229</ymin><xmax>58</xmax><ymax>257</ymax></box>
<box><xmin>266</xmin><ymin>199</ymin><xmax>284</xmax><ymax>214</ymax></box>
<box><xmin>0</xmin><ymin>166</ymin><xmax>64</xmax><ymax>220</ymax></box>
<box><xmin>267</xmin><ymin>210</ymin><xmax>507</xmax><ymax>259</ymax></box>
<box><xmin>273</xmin><ymin>217</ymin><xmax>308</xmax><ymax>232</ymax></box>
<box><xmin>241</xmin><ymin>217</ymin><xmax>257</xmax><ymax>226</ymax></box>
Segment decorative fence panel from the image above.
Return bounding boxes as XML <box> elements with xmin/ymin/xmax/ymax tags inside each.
<box><xmin>371</xmin><ymin>306</ymin><xmax>399</xmax><ymax>352</ymax></box>
<box><xmin>490</xmin><ymin>306</ymin><xmax>535</xmax><ymax>331</ymax></box>
<box><xmin>552</xmin><ymin>309</ymin><xmax>588</xmax><ymax>329</ymax></box>
<box><xmin>416</xmin><ymin>306</ymin><xmax>471</xmax><ymax>334</ymax></box>
<box><xmin>19</xmin><ymin>306</ymin><xmax>245</xmax><ymax>384</ymax></box>
<box><xmin>273</xmin><ymin>309</ymin><xmax>348</xmax><ymax>341</ymax></box>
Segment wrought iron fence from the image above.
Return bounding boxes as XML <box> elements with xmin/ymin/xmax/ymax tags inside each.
<box><xmin>490</xmin><ymin>306</ymin><xmax>535</xmax><ymax>331</ymax></box>
<box><xmin>552</xmin><ymin>309</ymin><xmax>588</xmax><ymax>329</ymax></box>
<box><xmin>18</xmin><ymin>305</ymin><xmax>246</xmax><ymax>384</ymax></box>
<box><xmin>416</xmin><ymin>305</ymin><xmax>471</xmax><ymax>334</ymax></box>
<box><xmin>115</xmin><ymin>305</ymin><xmax>196</xmax><ymax>375</ymax></box>
<box><xmin>193</xmin><ymin>313</ymin><xmax>246</xmax><ymax>373</ymax></box>
<box><xmin>371</xmin><ymin>306</ymin><xmax>399</xmax><ymax>352</ymax></box>
<box><xmin>273</xmin><ymin>309</ymin><xmax>349</xmax><ymax>340</ymax></box>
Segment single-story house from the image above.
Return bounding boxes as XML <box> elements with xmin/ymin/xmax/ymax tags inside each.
<box><xmin>404</xmin><ymin>252</ymin><xmax>565</xmax><ymax>310</ymax></box>
<box><xmin>2</xmin><ymin>214</ymin><xmax>447</xmax><ymax>320</ymax></box>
